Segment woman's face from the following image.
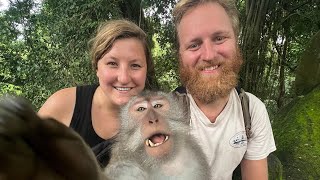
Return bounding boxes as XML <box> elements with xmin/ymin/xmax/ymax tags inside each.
<box><xmin>96</xmin><ymin>38</ymin><xmax>147</xmax><ymax>106</ymax></box>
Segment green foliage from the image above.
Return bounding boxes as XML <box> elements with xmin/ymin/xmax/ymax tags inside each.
<box><xmin>273</xmin><ymin>85</ymin><xmax>320</xmax><ymax>179</ymax></box>
<box><xmin>142</xmin><ymin>0</ymin><xmax>178</xmax><ymax>91</ymax></box>
<box><xmin>238</xmin><ymin>0</ymin><xmax>320</xmax><ymax>109</ymax></box>
<box><xmin>0</xmin><ymin>0</ymin><xmax>152</xmax><ymax>109</ymax></box>
<box><xmin>152</xmin><ymin>34</ymin><xmax>179</xmax><ymax>91</ymax></box>
<box><xmin>0</xmin><ymin>0</ymin><xmax>319</xmax><ymax>110</ymax></box>
<box><xmin>295</xmin><ymin>31</ymin><xmax>320</xmax><ymax>95</ymax></box>
<box><xmin>0</xmin><ymin>83</ymin><xmax>22</xmax><ymax>95</ymax></box>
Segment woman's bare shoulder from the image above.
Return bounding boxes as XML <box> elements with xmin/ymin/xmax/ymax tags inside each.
<box><xmin>38</xmin><ymin>87</ymin><xmax>77</xmax><ymax>126</ymax></box>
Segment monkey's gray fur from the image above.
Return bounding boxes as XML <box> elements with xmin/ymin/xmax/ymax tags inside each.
<box><xmin>105</xmin><ymin>91</ymin><xmax>209</xmax><ymax>179</ymax></box>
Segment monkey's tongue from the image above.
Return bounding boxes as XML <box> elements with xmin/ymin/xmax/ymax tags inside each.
<box><xmin>151</xmin><ymin>134</ymin><xmax>165</xmax><ymax>143</ymax></box>
<box><xmin>146</xmin><ymin>134</ymin><xmax>169</xmax><ymax>147</ymax></box>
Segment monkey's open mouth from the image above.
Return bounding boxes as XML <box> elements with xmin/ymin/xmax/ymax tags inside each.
<box><xmin>145</xmin><ymin>133</ymin><xmax>169</xmax><ymax>147</ymax></box>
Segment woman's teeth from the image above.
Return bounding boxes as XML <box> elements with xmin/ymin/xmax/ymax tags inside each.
<box><xmin>115</xmin><ymin>87</ymin><xmax>131</xmax><ymax>91</ymax></box>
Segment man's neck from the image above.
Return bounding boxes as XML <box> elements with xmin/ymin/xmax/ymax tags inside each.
<box><xmin>193</xmin><ymin>94</ymin><xmax>230</xmax><ymax>123</ymax></box>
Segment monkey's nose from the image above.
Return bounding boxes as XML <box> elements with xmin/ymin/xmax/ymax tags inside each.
<box><xmin>148</xmin><ymin>119</ymin><xmax>159</xmax><ymax>124</ymax></box>
<box><xmin>147</xmin><ymin>110</ymin><xmax>159</xmax><ymax>124</ymax></box>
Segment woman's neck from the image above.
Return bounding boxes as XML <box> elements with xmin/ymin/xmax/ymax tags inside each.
<box><xmin>91</xmin><ymin>86</ymin><xmax>120</xmax><ymax>139</ymax></box>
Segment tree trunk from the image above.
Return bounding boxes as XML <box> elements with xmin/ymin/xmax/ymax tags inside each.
<box><xmin>240</xmin><ymin>0</ymin><xmax>271</xmax><ymax>96</ymax></box>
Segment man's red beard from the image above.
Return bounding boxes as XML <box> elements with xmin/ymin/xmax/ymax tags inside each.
<box><xmin>179</xmin><ymin>48</ymin><xmax>243</xmax><ymax>104</ymax></box>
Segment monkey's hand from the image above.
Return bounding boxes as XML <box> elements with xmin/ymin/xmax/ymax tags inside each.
<box><xmin>0</xmin><ymin>96</ymin><xmax>103</xmax><ymax>180</ymax></box>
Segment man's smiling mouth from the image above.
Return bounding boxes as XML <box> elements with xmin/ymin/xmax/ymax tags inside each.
<box><xmin>202</xmin><ymin>65</ymin><xmax>219</xmax><ymax>71</ymax></box>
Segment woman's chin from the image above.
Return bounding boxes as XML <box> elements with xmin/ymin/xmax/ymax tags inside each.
<box><xmin>114</xmin><ymin>97</ymin><xmax>131</xmax><ymax>106</ymax></box>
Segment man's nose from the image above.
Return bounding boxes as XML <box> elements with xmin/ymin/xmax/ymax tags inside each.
<box><xmin>201</xmin><ymin>41</ymin><xmax>216</xmax><ymax>61</ymax></box>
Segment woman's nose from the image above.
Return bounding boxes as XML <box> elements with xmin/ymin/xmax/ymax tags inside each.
<box><xmin>117</xmin><ymin>67</ymin><xmax>130</xmax><ymax>84</ymax></box>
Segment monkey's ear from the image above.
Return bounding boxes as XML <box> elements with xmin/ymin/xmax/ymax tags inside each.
<box><xmin>167</xmin><ymin>92</ymin><xmax>190</xmax><ymax>124</ymax></box>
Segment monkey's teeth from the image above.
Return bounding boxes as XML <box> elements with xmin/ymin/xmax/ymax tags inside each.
<box><xmin>146</xmin><ymin>135</ymin><xmax>169</xmax><ymax>147</ymax></box>
<box><xmin>149</xmin><ymin>139</ymin><xmax>156</xmax><ymax>147</ymax></box>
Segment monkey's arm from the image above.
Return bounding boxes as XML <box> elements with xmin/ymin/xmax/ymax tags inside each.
<box><xmin>0</xmin><ymin>96</ymin><xmax>103</xmax><ymax>180</ymax></box>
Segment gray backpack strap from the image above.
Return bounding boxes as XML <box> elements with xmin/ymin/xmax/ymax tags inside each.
<box><xmin>237</xmin><ymin>88</ymin><xmax>252</xmax><ymax>139</ymax></box>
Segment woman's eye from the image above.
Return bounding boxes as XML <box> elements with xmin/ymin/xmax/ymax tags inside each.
<box><xmin>137</xmin><ymin>107</ymin><xmax>146</xmax><ymax>111</ymax></box>
<box><xmin>131</xmin><ymin>64</ymin><xmax>142</xmax><ymax>69</ymax></box>
<box><xmin>154</xmin><ymin>104</ymin><xmax>162</xmax><ymax>108</ymax></box>
<box><xmin>107</xmin><ymin>62</ymin><xmax>117</xmax><ymax>67</ymax></box>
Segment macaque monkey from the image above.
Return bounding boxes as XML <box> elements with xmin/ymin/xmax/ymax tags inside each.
<box><xmin>0</xmin><ymin>91</ymin><xmax>209</xmax><ymax>180</ymax></box>
<box><xmin>105</xmin><ymin>91</ymin><xmax>209</xmax><ymax>179</ymax></box>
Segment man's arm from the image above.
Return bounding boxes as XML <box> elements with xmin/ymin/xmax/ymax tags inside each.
<box><xmin>241</xmin><ymin>158</ymin><xmax>268</xmax><ymax>180</ymax></box>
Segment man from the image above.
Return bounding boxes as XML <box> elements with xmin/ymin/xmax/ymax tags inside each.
<box><xmin>173</xmin><ymin>0</ymin><xmax>276</xmax><ymax>179</ymax></box>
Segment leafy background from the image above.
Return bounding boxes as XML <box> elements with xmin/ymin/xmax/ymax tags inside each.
<box><xmin>0</xmin><ymin>0</ymin><xmax>319</xmax><ymax>179</ymax></box>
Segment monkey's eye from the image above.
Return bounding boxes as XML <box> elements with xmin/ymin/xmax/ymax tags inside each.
<box><xmin>154</xmin><ymin>104</ymin><xmax>162</xmax><ymax>108</ymax></box>
<box><xmin>137</xmin><ymin>107</ymin><xmax>146</xmax><ymax>111</ymax></box>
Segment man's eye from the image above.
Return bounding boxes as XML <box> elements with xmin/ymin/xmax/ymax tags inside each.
<box><xmin>188</xmin><ymin>43</ymin><xmax>199</xmax><ymax>49</ymax></box>
<box><xmin>215</xmin><ymin>36</ymin><xmax>226</xmax><ymax>42</ymax></box>
<box><xmin>137</xmin><ymin>107</ymin><xmax>146</xmax><ymax>111</ymax></box>
<box><xmin>154</xmin><ymin>104</ymin><xmax>162</xmax><ymax>108</ymax></box>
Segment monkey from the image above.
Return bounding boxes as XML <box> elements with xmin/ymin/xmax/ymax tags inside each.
<box><xmin>104</xmin><ymin>91</ymin><xmax>210</xmax><ymax>179</ymax></box>
<box><xmin>0</xmin><ymin>91</ymin><xmax>209</xmax><ymax>180</ymax></box>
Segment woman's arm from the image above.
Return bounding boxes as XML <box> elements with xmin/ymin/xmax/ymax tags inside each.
<box><xmin>38</xmin><ymin>87</ymin><xmax>76</xmax><ymax>126</ymax></box>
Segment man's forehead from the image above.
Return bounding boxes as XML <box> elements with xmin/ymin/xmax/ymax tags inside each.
<box><xmin>177</xmin><ymin>3</ymin><xmax>234</xmax><ymax>40</ymax></box>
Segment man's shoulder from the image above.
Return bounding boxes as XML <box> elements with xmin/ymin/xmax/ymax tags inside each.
<box><xmin>244</xmin><ymin>91</ymin><xmax>267</xmax><ymax>109</ymax></box>
<box><xmin>233</xmin><ymin>88</ymin><xmax>266</xmax><ymax>107</ymax></box>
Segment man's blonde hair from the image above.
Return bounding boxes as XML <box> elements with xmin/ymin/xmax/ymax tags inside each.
<box><xmin>173</xmin><ymin>0</ymin><xmax>240</xmax><ymax>47</ymax></box>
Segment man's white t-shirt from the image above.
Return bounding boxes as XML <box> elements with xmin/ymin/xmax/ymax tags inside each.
<box><xmin>188</xmin><ymin>88</ymin><xmax>276</xmax><ymax>180</ymax></box>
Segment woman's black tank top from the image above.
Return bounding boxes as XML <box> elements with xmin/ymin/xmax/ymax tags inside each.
<box><xmin>70</xmin><ymin>84</ymin><xmax>113</xmax><ymax>167</ymax></box>
<box><xmin>70</xmin><ymin>84</ymin><xmax>104</xmax><ymax>147</ymax></box>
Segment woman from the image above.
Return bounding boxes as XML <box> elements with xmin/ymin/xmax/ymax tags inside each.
<box><xmin>38</xmin><ymin>19</ymin><xmax>156</xmax><ymax>166</ymax></box>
